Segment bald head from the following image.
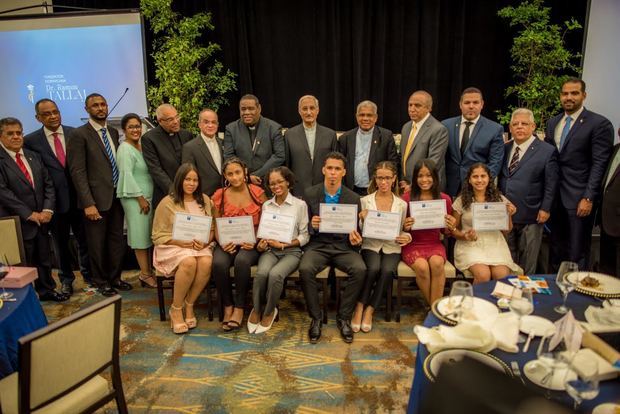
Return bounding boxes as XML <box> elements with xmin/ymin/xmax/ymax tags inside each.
<box><xmin>156</xmin><ymin>104</ymin><xmax>180</xmax><ymax>133</ymax></box>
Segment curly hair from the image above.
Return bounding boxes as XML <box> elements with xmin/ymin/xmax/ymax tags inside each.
<box><xmin>459</xmin><ymin>163</ymin><xmax>502</xmax><ymax>209</ymax></box>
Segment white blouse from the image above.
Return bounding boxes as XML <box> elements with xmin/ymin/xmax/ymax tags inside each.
<box><xmin>360</xmin><ymin>192</ymin><xmax>409</xmax><ymax>254</ymax></box>
<box><xmin>261</xmin><ymin>192</ymin><xmax>310</xmax><ymax>247</ymax></box>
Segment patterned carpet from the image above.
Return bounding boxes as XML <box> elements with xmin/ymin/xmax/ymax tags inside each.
<box><xmin>41</xmin><ymin>271</ymin><xmax>425</xmax><ymax>413</ymax></box>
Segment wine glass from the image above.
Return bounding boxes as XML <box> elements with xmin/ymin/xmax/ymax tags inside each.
<box><xmin>0</xmin><ymin>259</ymin><xmax>13</xmax><ymax>300</ymax></box>
<box><xmin>509</xmin><ymin>288</ymin><xmax>534</xmax><ymax>343</ymax></box>
<box><xmin>448</xmin><ymin>281</ymin><xmax>474</xmax><ymax>323</ymax></box>
<box><xmin>555</xmin><ymin>261</ymin><xmax>579</xmax><ymax>314</ymax></box>
<box><xmin>564</xmin><ymin>357</ymin><xmax>599</xmax><ymax>410</ymax></box>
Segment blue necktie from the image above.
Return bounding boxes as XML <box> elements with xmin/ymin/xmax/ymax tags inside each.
<box><xmin>559</xmin><ymin>116</ymin><xmax>572</xmax><ymax>151</ymax></box>
<box><xmin>101</xmin><ymin>128</ymin><xmax>119</xmax><ymax>186</ymax></box>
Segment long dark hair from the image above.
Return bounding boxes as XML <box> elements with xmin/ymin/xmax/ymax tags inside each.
<box><xmin>460</xmin><ymin>162</ymin><xmax>502</xmax><ymax>209</ymax></box>
<box><xmin>219</xmin><ymin>157</ymin><xmax>263</xmax><ymax>215</ymax></box>
<box><xmin>265</xmin><ymin>166</ymin><xmax>296</xmax><ymax>192</ymax></box>
<box><xmin>367</xmin><ymin>161</ymin><xmax>399</xmax><ymax>196</ymax></box>
<box><xmin>410</xmin><ymin>159</ymin><xmax>440</xmax><ymax>201</ymax></box>
<box><xmin>171</xmin><ymin>163</ymin><xmax>206</xmax><ymax>210</ymax></box>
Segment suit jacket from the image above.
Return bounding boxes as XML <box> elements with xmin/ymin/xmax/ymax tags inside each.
<box><xmin>443</xmin><ymin>115</ymin><xmax>505</xmax><ymax>197</ymax></box>
<box><xmin>303</xmin><ymin>183</ymin><xmax>361</xmax><ymax>250</ymax></box>
<box><xmin>284</xmin><ymin>123</ymin><xmax>337</xmax><ymax>197</ymax></box>
<box><xmin>0</xmin><ymin>147</ymin><xmax>55</xmax><ymax>240</ymax></box>
<box><xmin>142</xmin><ymin>125</ymin><xmax>194</xmax><ymax>208</ymax></box>
<box><xmin>223</xmin><ymin>116</ymin><xmax>284</xmax><ymax>178</ymax></box>
<box><xmin>400</xmin><ymin>115</ymin><xmax>449</xmax><ymax>188</ymax></box>
<box><xmin>181</xmin><ymin>135</ymin><xmax>223</xmax><ymax>197</ymax></box>
<box><xmin>544</xmin><ymin>108</ymin><xmax>614</xmax><ymax>209</ymax></box>
<box><xmin>24</xmin><ymin>125</ymin><xmax>75</xmax><ymax>214</ymax></box>
<box><xmin>498</xmin><ymin>138</ymin><xmax>559</xmax><ymax>224</ymax></box>
<box><xmin>66</xmin><ymin>122</ymin><xmax>120</xmax><ymax>211</ymax></box>
<box><xmin>338</xmin><ymin>126</ymin><xmax>399</xmax><ymax>190</ymax></box>
<box><xmin>600</xmin><ymin>143</ymin><xmax>620</xmax><ymax>237</ymax></box>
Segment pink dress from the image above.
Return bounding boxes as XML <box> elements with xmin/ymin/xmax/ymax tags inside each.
<box><xmin>401</xmin><ymin>192</ymin><xmax>453</xmax><ymax>265</ymax></box>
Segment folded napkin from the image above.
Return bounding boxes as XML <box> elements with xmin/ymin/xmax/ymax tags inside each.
<box><xmin>414</xmin><ymin>322</ymin><xmax>495</xmax><ymax>353</ymax></box>
<box><xmin>583</xmin><ymin>303</ymin><xmax>620</xmax><ymax>333</ymax></box>
<box><xmin>567</xmin><ymin>348</ymin><xmax>619</xmax><ymax>381</ymax></box>
<box><xmin>489</xmin><ymin>312</ymin><xmax>520</xmax><ymax>353</ymax></box>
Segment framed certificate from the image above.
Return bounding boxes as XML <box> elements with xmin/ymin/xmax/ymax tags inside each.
<box><xmin>257</xmin><ymin>212</ymin><xmax>296</xmax><ymax>243</ymax></box>
<box><xmin>172</xmin><ymin>213</ymin><xmax>212</xmax><ymax>243</ymax></box>
<box><xmin>362</xmin><ymin>210</ymin><xmax>402</xmax><ymax>241</ymax></box>
<box><xmin>472</xmin><ymin>202</ymin><xmax>509</xmax><ymax>231</ymax></box>
<box><xmin>409</xmin><ymin>199</ymin><xmax>447</xmax><ymax>230</ymax></box>
<box><xmin>216</xmin><ymin>216</ymin><xmax>256</xmax><ymax>245</ymax></box>
<box><xmin>319</xmin><ymin>203</ymin><xmax>358</xmax><ymax>234</ymax></box>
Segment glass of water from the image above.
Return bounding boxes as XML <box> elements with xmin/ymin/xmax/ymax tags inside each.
<box><xmin>564</xmin><ymin>357</ymin><xmax>599</xmax><ymax>409</ymax></box>
<box><xmin>555</xmin><ymin>261</ymin><xmax>578</xmax><ymax>314</ymax></box>
<box><xmin>509</xmin><ymin>287</ymin><xmax>534</xmax><ymax>343</ymax></box>
<box><xmin>448</xmin><ymin>281</ymin><xmax>474</xmax><ymax>324</ymax></box>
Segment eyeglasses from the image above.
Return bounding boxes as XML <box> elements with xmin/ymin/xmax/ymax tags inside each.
<box><xmin>376</xmin><ymin>176</ymin><xmax>395</xmax><ymax>182</ymax></box>
<box><xmin>269</xmin><ymin>179</ymin><xmax>287</xmax><ymax>187</ymax></box>
<box><xmin>160</xmin><ymin>115</ymin><xmax>180</xmax><ymax>123</ymax></box>
<box><xmin>38</xmin><ymin>110</ymin><xmax>60</xmax><ymax>118</ymax></box>
<box><xmin>126</xmin><ymin>125</ymin><xmax>142</xmax><ymax>130</ymax></box>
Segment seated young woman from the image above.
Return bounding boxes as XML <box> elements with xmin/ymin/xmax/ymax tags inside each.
<box><xmin>401</xmin><ymin>159</ymin><xmax>457</xmax><ymax>305</ymax></box>
<box><xmin>451</xmin><ymin>162</ymin><xmax>520</xmax><ymax>284</ymax></box>
<box><xmin>212</xmin><ymin>157</ymin><xmax>267</xmax><ymax>331</ymax></box>
<box><xmin>152</xmin><ymin>163</ymin><xmax>215</xmax><ymax>334</ymax></box>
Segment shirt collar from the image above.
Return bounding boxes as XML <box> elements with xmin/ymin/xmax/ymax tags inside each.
<box><xmin>514</xmin><ymin>135</ymin><xmax>535</xmax><ymax>151</ymax></box>
<box><xmin>43</xmin><ymin>126</ymin><xmax>63</xmax><ymax>138</ymax></box>
<box><xmin>357</xmin><ymin>126</ymin><xmax>374</xmax><ymax>136</ymax></box>
<box><xmin>266</xmin><ymin>191</ymin><xmax>294</xmax><ymax>207</ymax></box>
<box><xmin>460</xmin><ymin>114</ymin><xmax>480</xmax><ymax>125</ymax></box>
<box><xmin>88</xmin><ymin>119</ymin><xmax>107</xmax><ymax>131</ymax></box>
<box><xmin>0</xmin><ymin>142</ymin><xmax>24</xmax><ymax>157</ymax></box>
<box><xmin>303</xmin><ymin>123</ymin><xmax>317</xmax><ymax>132</ymax></box>
<box><xmin>414</xmin><ymin>112</ymin><xmax>431</xmax><ymax>128</ymax></box>
<box><xmin>200</xmin><ymin>132</ymin><xmax>217</xmax><ymax>142</ymax></box>
<box><xmin>564</xmin><ymin>106</ymin><xmax>584</xmax><ymax>121</ymax></box>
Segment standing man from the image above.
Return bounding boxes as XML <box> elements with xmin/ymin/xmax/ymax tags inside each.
<box><xmin>142</xmin><ymin>103</ymin><xmax>194</xmax><ymax>209</ymax></box>
<box><xmin>0</xmin><ymin>117</ymin><xmax>66</xmax><ymax>301</ymax></box>
<box><xmin>182</xmin><ymin>108</ymin><xmax>223</xmax><ymax>197</ymax></box>
<box><xmin>298</xmin><ymin>152</ymin><xmax>366</xmax><ymax>344</ymax></box>
<box><xmin>284</xmin><ymin>95</ymin><xmax>338</xmax><ymax>197</ymax></box>
<box><xmin>399</xmin><ymin>90</ymin><xmax>449</xmax><ymax>192</ymax></box>
<box><xmin>498</xmin><ymin>108</ymin><xmax>558</xmax><ymax>275</ymax></box>
<box><xmin>338</xmin><ymin>100</ymin><xmax>399</xmax><ymax>195</ymax></box>
<box><xmin>224</xmin><ymin>94</ymin><xmax>284</xmax><ymax>185</ymax></box>
<box><xmin>545</xmin><ymin>78</ymin><xmax>614</xmax><ymax>270</ymax></box>
<box><xmin>599</xmin><ymin>127</ymin><xmax>620</xmax><ymax>277</ymax></box>
<box><xmin>24</xmin><ymin>99</ymin><xmax>92</xmax><ymax>295</ymax></box>
<box><xmin>443</xmin><ymin>87</ymin><xmax>505</xmax><ymax>197</ymax></box>
<box><xmin>67</xmin><ymin>93</ymin><xmax>131</xmax><ymax>296</ymax></box>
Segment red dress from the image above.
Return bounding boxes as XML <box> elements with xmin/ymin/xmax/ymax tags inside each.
<box><xmin>211</xmin><ymin>184</ymin><xmax>264</xmax><ymax>229</ymax></box>
<box><xmin>401</xmin><ymin>192</ymin><xmax>452</xmax><ymax>265</ymax></box>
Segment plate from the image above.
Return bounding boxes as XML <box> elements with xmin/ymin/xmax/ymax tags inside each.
<box><xmin>432</xmin><ymin>296</ymin><xmax>499</xmax><ymax>325</ymax></box>
<box><xmin>566</xmin><ymin>271</ymin><xmax>620</xmax><ymax>298</ymax></box>
<box><xmin>423</xmin><ymin>348</ymin><xmax>511</xmax><ymax>382</ymax></box>
<box><xmin>523</xmin><ymin>359</ymin><xmax>577</xmax><ymax>390</ymax></box>
<box><xmin>593</xmin><ymin>403</ymin><xmax>620</xmax><ymax>414</ymax></box>
<box><xmin>520</xmin><ymin>315</ymin><xmax>556</xmax><ymax>336</ymax></box>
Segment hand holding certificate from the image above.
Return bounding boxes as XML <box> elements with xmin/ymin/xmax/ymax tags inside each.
<box><xmin>257</xmin><ymin>212</ymin><xmax>296</xmax><ymax>243</ymax></box>
<box><xmin>319</xmin><ymin>203</ymin><xmax>358</xmax><ymax>234</ymax></box>
<box><xmin>472</xmin><ymin>202</ymin><xmax>509</xmax><ymax>231</ymax></box>
<box><xmin>172</xmin><ymin>213</ymin><xmax>212</xmax><ymax>243</ymax></box>
<box><xmin>216</xmin><ymin>216</ymin><xmax>256</xmax><ymax>245</ymax></box>
<box><xmin>362</xmin><ymin>210</ymin><xmax>402</xmax><ymax>241</ymax></box>
<box><xmin>409</xmin><ymin>199</ymin><xmax>447</xmax><ymax>230</ymax></box>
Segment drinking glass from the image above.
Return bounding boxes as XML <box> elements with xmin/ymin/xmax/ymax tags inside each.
<box><xmin>564</xmin><ymin>357</ymin><xmax>599</xmax><ymax>409</ymax></box>
<box><xmin>448</xmin><ymin>281</ymin><xmax>474</xmax><ymax>323</ymax></box>
<box><xmin>509</xmin><ymin>288</ymin><xmax>534</xmax><ymax>343</ymax></box>
<box><xmin>555</xmin><ymin>261</ymin><xmax>578</xmax><ymax>314</ymax></box>
<box><xmin>0</xmin><ymin>259</ymin><xmax>12</xmax><ymax>300</ymax></box>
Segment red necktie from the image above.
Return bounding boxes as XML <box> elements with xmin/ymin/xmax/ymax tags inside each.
<box><xmin>15</xmin><ymin>153</ymin><xmax>34</xmax><ymax>187</ymax></box>
<box><xmin>52</xmin><ymin>132</ymin><xmax>66</xmax><ymax>167</ymax></box>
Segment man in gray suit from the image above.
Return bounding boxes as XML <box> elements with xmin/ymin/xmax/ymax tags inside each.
<box><xmin>224</xmin><ymin>94</ymin><xmax>284</xmax><ymax>185</ymax></box>
<box><xmin>399</xmin><ymin>90</ymin><xmax>449</xmax><ymax>193</ymax></box>
<box><xmin>284</xmin><ymin>95</ymin><xmax>337</xmax><ymax>197</ymax></box>
<box><xmin>182</xmin><ymin>108</ymin><xmax>223</xmax><ymax>197</ymax></box>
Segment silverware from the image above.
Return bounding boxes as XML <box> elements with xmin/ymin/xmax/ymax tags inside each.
<box><xmin>511</xmin><ymin>361</ymin><xmax>526</xmax><ymax>385</ymax></box>
<box><xmin>522</xmin><ymin>331</ymin><xmax>535</xmax><ymax>353</ymax></box>
<box><xmin>536</xmin><ymin>335</ymin><xmax>547</xmax><ymax>356</ymax></box>
<box><xmin>540</xmin><ymin>368</ymin><xmax>553</xmax><ymax>385</ymax></box>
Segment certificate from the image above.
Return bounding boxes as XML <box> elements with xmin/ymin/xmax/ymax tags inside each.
<box><xmin>409</xmin><ymin>199</ymin><xmax>447</xmax><ymax>230</ymax></box>
<box><xmin>362</xmin><ymin>210</ymin><xmax>402</xmax><ymax>241</ymax></box>
<box><xmin>472</xmin><ymin>202</ymin><xmax>509</xmax><ymax>231</ymax></box>
<box><xmin>216</xmin><ymin>216</ymin><xmax>256</xmax><ymax>245</ymax></box>
<box><xmin>319</xmin><ymin>203</ymin><xmax>358</xmax><ymax>234</ymax></box>
<box><xmin>257</xmin><ymin>212</ymin><xmax>296</xmax><ymax>243</ymax></box>
<box><xmin>172</xmin><ymin>213</ymin><xmax>212</xmax><ymax>243</ymax></box>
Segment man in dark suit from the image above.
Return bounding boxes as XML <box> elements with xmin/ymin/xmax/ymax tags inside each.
<box><xmin>443</xmin><ymin>87</ymin><xmax>505</xmax><ymax>197</ymax></box>
<box><xmin>284</xmin><ymin>95</ymin><xmax>338</xmax><ymax>197</ymax></box>
<box><xmin>66</xmin><ymin>93</ymin><xmax>131</xmax><ymax>297</ymax></box>
<box><xmin>338</xmin><ymin>100</ymin><xmax>399</xmax><ymax>195</ymax></box>
<box><xmin>0</xmin><ymin>117</ymin><xmax>67</xmax><ymax>301</ymax></box>
<box><xmin>298</xmin><ymin>152</ymin><xmax>366</xmax><ymax>344</ymax></box>
<box><xmin>498</xmin><ymin>108</ymin><xmax>559</xmax><ymax>274</ymax></box>
<box><xmin>399</xmin><ymin>91</ymin><xmax>449</xmax><ymax>192</ymax></box>
<box><xmin>24</xmin><ymin>99</ymin><xmax>92</xmax><ymax>295</ymax></box>
<box><xmin>224</xmin><ymin>94</ymin><xmax>284</xmax><ymax>186</ymax></box>
<box><xmin>181</xmin><ymin>108</ymin><xmax>223</xmax><ymax>197</ymax></box>
<box><xmin>142</xmin><ymin>104</ymin><xmax>194</xmax><ymax>209</ymax></box>
<box><xmin>599</xmin><ymin>128</ymin><xmax>620</xmax><ymax>277</ymax></box>
<box><xmin>544</xmin><ymin>78</ymin><xmax>614</xmax><ymax>270</ymax></box>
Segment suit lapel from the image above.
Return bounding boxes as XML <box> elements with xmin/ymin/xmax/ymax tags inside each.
<box><xmin>450</xmin><ymin>120</ymin><xmax>461</xmax><ymax>160</ymax></box>
<box><xmin>299</xmin><ymin>127</ymin><xmax>312</xmax><ymax>160</ymax></box>
<box><xmin>511</xmin><ymin>139</ymin><xmax>538</xmax><ymax>176</ymax></box>
<box><xmin>38</xmin><ymin>129</ymin><xmax>64</xmax><ymax>170</ymax></box>
<box><xmin>562</xmin><ymin>109</ymin><xmax>587</xmax><ymax>150</ymax></box>
<box><xmin>464</xmin><ymin>118</ymin><xmax>483</xmax><ymax>155</ymax></box>
<box><xmin>368</xmin><ymin>128</ymin><xmax>380</xmax><ymax>166</ymax></box>
<box><xmin>198</xmin><ymin>136</ymin><xmax>221</xmax><ymax>173</ymax></box>
<box><xmin>254</xmin><ymin>119</ymin><xmax>269</xmax><ymax>154</ymax></box>
<box><xmin>87</xmin><ymin>123</ymin><xmax>112</xmax><ymax>160</ymax></box>
<box><xmin>1</xmin><ymin>148</ymin><xmax>35</xmax><ymax>190</ymax></box>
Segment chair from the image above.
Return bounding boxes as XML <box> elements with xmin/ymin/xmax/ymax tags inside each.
<box><xmin>0</xmin><ymin>216</ymin><xmax>26</xmax><ymax>265</ymax></box>
<box><xmin>155</xmin><ymin>271</ymin><xmax>214</xmax><ymax>322</ymax></box>
<box><xmin>0</xmin><ymin>295</ymin><xmax>127</xmax><ymax>414</ymax></box>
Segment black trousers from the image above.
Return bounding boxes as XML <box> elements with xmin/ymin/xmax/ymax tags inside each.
<box><xmin>23</xmin><ymin>227</ymin><xmax>56</xmax><ymax>295</ymax></box>
<box><xmin>599</xmin><ymin>229</ymin><xmax>620</xmax><ymax>277</ymax></box>
<box><xmin>82</xmin><ymin>198</ymin><xmax>126</xmax><ymax>287</ymax></box>
<box><xmin>360</xmin><ymin>250</ymin><xmax>400</xmax><ymax>309</ymax></box>
<box><xmin>50</xmin><ymin>208</ymin><xmax>91</xmax><ymax>284</ymax></box>
<box><xmin>549</xmin><ymin>203</ymin><xmax>595</xmax><ymax>271</ymax></box>
<box><xmin>212</xmin><ymin>246</ymin><xmax>259</xmax><ymax>308</ymax></box>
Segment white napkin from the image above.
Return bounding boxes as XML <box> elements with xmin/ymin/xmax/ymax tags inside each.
<box><xmin>414</xmin><ymin>322</ymin><xmax>495</xmax><ymax>353</ymax></box>
<box><xmin>583</xmin><ymin>303</ymin><xmax>620</xmax><ymax>333</ymax></box>
<box><xmin>489</xmin><ymin>312</ymin><xmax>520</xmax><ymax>353</ymax></box>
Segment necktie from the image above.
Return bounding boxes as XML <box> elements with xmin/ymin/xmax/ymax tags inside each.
<box><xmin>460</xmin><ymin>121</ymin><xmax>473</xmax><ymax>156</ymax></box>
<box><xmin>559</xmin><ymin>116</ymin><xmax>572</xmax><ymax>151</ymax></box>
<box><xmin>101</xmin><ymin>128</ymin><xmax>119</xmax><ymax>186</ymax></box>
<box><xmin>508</xmin><ymin>146</ymin><xmax>520</xmax><ymax>175</ymax></box>
<box><xmin>15</xmin><ymin>153</ymin><xmax>33</xmax><ymax>187</ymax></box>
<box><xmin>52</xmin><ymin>132</ymin><xmax>66</xmax><ymax>167</ymax></box>
<box><xmin>402</xmin><ymin>122</ymin><xmax>418</xmax><ymax>173</ymax></box>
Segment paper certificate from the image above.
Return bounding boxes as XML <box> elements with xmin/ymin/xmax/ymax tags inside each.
<box><xmin>172</xmin><ymin>213</ymin><xmax>212</xmax><ymax>243</ymax></box>
<box><xmin>257</xmin><ymin>212</ymin><xmax>296</xmax><ymax>243</ymax></box>
<box><xmin>319</xmin><ymin>203</ymin><xmax>358</xmax><ymax>234</ymax></box>
<box><xmin>362</xmin><ymin>210</ymin><xmax>402</xmax><ymax>241</ymax></box>
<box><xmin>472</xmin><ymin>202</ymin><xmax>509</xmax><ymax>231</ymax></box>
<box><xmin>409</xmin><ymin>200</ymin><xmax>447</xmax><ymax>230</ymax></box>
<box><xmin>216</xmin><ymin>216</ymin><xmax>256</xmax><ymax>245</ymax></box>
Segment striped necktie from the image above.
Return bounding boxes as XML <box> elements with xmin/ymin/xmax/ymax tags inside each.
<box><xmin>101</xmin><ymin>128</ymin><xmax>119</xmax><ymax>186</ymax></box>
<box><xmin>508</xmin><ymin>146</ymin><xmax>520</xmax><ymax>175</ymax></box>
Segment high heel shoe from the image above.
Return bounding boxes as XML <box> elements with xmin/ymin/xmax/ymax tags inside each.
<box><xmin>169</xmin><ymin>304</ymin><xmax>188</xmax><ymax>334</ymax></box>
<box><xmin>184</xmin><ymin>300</ymin><xmax>197</xmax><ymax>329</ymax></box>
<box><xmin>351</xmin><ymin>322</ymin><xmax>361</xmax><ymax>333</ymax></box>
<box><xmin>255</xmin><ymin>308</ymin><xmax>278</xmax><ymax>334</ymax></box>
<box><xmin>247</xmin><ymin>308</ymin><xmax>259</xmax><ymax>333</ymax></box>
<box><xmin>139</xmin><ymin>273</ymin><xmax>157</xmax><ymax>288</ymax></box>
<box><xmin>361</xmin><ymin>322</ymin><xmax>372</xmax><ymax>333</ymax></box>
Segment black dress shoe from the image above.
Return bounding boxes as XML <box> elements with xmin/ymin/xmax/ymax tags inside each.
<box><xmin>111</xmin><ymin>280</ymin><xmax>133</xmax><ymax>291</ymax></box>
<box><xmin>60</xmin><ymin>282</ymin><xmax>73</xmax><ymax>296</ymax></box>
<box><xmin>337</xmin><ymin>318</ymin><xmax>354</xmax><ymax>343</ymax></box>
<box><xmin>308</xmin><ymin>318</ymin><xmax>322</xmax><ymax>344</ymax></box>
<box><xmin>39</xmin><ymin>291</ymin><xmax>69</xmax><ymax>302</ymax></box>
<box><xmin>98</xmin><ymin>285</ymin><xmax>118</xmax><ymax>297</ymax></box>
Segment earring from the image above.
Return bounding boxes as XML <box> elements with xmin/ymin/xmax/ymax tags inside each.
<box><xmin>224</xmin><ymin>179</ymin><xmax>230</xmax><ymax>187</ymax></box>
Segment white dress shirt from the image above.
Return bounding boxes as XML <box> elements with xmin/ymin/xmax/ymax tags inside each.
<box><xmin>43</xmin><ymin>126</ymin><xmax>66</xmax><ymax>158</ymax></box>
<box><xmin>553</xmin><ymin>106</ymin><xmax>584</xmax><ymax>148</ymax></box>
<box><xmin>88</xmin><ymin>119</ymin><xmax>116</xmax><ymax>158</ymax></box>
<box><xmin>508</xmin><ymin>135</ymin><xmax>535</xmax><ymax>162</ymax></box>
<box><xmin>360</xmin><ymin>192</ymin><xmax>409</xmax><ymax>254</ymax></box>
<box><xmin>261</xmin><ymin>192</ymin><xmax>310</xmax><ymax>247</ymax></box>
<box><xmin>304</xmin><ymin>123</ymin><xmax>317</xmax><ymax>160</ymax></box>
<box><xmin>201</xmin><ymin>132</ymin><xmax>222</xmax><ymax>173</ymax></box>
<box><xmin>0</xmin><ymin>143</ymin><xmax>34</xmax><ymax>185</ymax></box>
<box><xmin>459</xmin><ymin>115</ymin><xmax>480</xmax><ymax>147</ymax></box>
